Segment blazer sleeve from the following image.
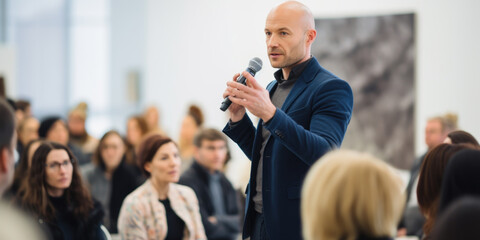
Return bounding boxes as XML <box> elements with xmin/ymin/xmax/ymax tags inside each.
<box><xmin>222</xmin><ymin>114</ymin><xmax>257</xmax><ymax>161</ymax></box>
<box><xmin>264</xmin><ymin>78</ymin><xmax>353</xmax><ymax>166</ymax></box>
<box><xmin>117</xmin><ymin>197</ymin><xmax>148</xmax><ymax>240</ymax></box>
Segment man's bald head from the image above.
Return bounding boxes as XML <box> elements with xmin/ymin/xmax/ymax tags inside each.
<box><xmin>268</xmin><ymin>1</ymin><xmax>315</xmax><ymax>32</ymax></box>
<box><xmin>265</xmin><ymin>1</ymin><xmax>316</xmax><ymax>77</ymax></box>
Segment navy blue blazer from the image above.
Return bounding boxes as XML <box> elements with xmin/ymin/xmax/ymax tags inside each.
<box><xmin>223</xmin><ymin>57</ymin><xmax>353</xmax><ymax>240</ymax></box>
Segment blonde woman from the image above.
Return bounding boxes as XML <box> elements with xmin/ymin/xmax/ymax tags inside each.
<box><xmin>302</xmin><ymin>150</ymin><xmax>405</xmax><ymax>240</ymax></box>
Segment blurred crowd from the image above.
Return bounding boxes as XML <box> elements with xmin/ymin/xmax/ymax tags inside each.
<box><xmin>2</xmin><ymin>76</ymin><xmax>480</xmax><ymax>240</ymax></box>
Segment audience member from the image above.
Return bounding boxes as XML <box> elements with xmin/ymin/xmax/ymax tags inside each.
<box><xmin>144</xmin><ymin>105</ymin><xmax>166</xmax><ymax>136</ymax></box>
<box><xmin>301</xmin><ymin>150</ymin><xmax>404</xmax><ymax>240</ymax></box>
<box><xmin>443</xmin><ymin>130</ymin><xmax>479</xmax><ymax>145</ymax></box>
<box><xmin>431</xmin><ymin>197</ymin><xmax>480</xmax><ymax>240</ymax></box>
<box><xmin>15</xmin><ymin>99</ymin><xmax>32</xmax><ymax>124</ymax></box>
<box><xmin>68</xmin><ymin>102</ymin><xmax>99</xmax><ymax>158</ymax></box>
<box><xmin>179</xmin><ymin>128</ymin><xmax>241</xmax><ymax>240</ymax></box>
<box><xmin>83</xmin><ymin>130</ymin><xmax>142</xmax><ymax>233</ymax></box>
<box><xmin>437</xmin><ymin>149</ymin><xmax>480</xmax><ymax>215</ymax></box>
<box><xmin>125</xmin><ymin>115</ymin><xmax>149</xmax><ymax>168</ymax></box>
<box><xmin>400</xmin><ymin>113</ymin><xmax>458</xmax><ymax>237</ymax></box>
<box><xmin>0</xmin><ymin>75</ymin><xmax>16</xmax><ymax>109</ymax></box>
<box><xmin>179</xmin><ymin>104</ymin><xmax>204</xmax><ymax>171</ymax></box>
<box><xmin>19</xmin><ymin>141</ymin><xmax>105</xmax><ymax>240</ymax></box>
<box><xmin>118</xmin><ymin>135</ymin><xmax>206</xmax><ymax>240</ymax></box>
<box><xmin>0</xmin><ymin>99</ymin><xmax>46</xmax><ymax>240</ymax></box>
<box><xmin>7</xmin><ymin>139</ymin><xmax>43</xmax><ymax>198</ymax></box>
<box><xmin>39</xmin><ymin>116</ymin><xmax>89</xmax><ymax>165</ymax></box>
<box><xmin>416</xmin><ymin>143</ymin><xmax>477</xmax><ymax>238</ymax></box>
<box><xmin>16</xmin><ymin>116</ymin><xmax>40</xmax><ymax>156</ymax></box>
<box><xmin>0</xmin><ymin>99</ymin><xmax>17</xmax><ymax>197</ymax></box>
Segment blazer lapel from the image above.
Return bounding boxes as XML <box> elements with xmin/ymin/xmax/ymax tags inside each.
<box><xmin>281</xmin><ymin>59</ymin><xmax>319</xmax><ymax>113</ymax></box>
<box><xmin>145</xmin><ymin>180</ymin><xmax>167</xmax><ymax>239</ymax></box>
<box><xmin>169</xmin><ymin>184</ymin><xmax>194</xmax><ymax>238</ymax></box>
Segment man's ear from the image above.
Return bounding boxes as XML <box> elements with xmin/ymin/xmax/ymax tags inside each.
<box><xmin>0</xmin><ymin>148</ymin><xmax>8</xmax><ymax>174</ymax></box>
<box><xmin>306</xmin><ymin>29</ymin><xmax>317</xmax><ymax>45</ymax></box>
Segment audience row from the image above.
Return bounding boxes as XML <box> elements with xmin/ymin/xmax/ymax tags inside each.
<box><xmin>2</xmin><ymin>97</ymin><xmax>480</xmax><ymax>240</ymax></box>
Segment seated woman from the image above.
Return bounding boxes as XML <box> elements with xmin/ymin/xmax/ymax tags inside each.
<box><xmin>19</xmin><ymin>141</ymin><xmax>105</xmax><ymax>240</ymax></box>
<box><xmin>178</xmin><ymin>105</ymin><xmax>204</xmax><ymax>172</ymax></box>
<box><xmin>83</xmin><ymin>130</ymin><xmax>142</xmax><ymax>233</ymax></box>
<box><xmin>118</xmin><ymin>134</ymin><xmax>206</xmax><ymax>240</ymax></box>
<box><xmin>443</xmin><ymin>130</ymin><xmax>479</xmax><ymax>145</ymax></box>
<box><xmin>301</xmin><ymin>150</ymin><xmax>405</xmax><ymax>240</ymax></box>
<box><xmin>416</xmin><ymin>143</ymin><xmax>477</xmax><ymax>238</ymax></box>
<box><xmin>431</xmin><ymin>196</ymin><xmax>480</xmax><ymax>240</ymax></box>
<box><xmin>437</xmin><ymin>148</ymin><xmax>480</xmax><ymax>214</ymax></box>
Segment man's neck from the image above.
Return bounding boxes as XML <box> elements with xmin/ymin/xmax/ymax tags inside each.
<box><xmin>281</xmin><ymin>55</ymin><xmax>311</xmax><ymax>80</ymax></box>
<box><xmin>281</xmin><ymin>67</ymin><xmax>293</xmax><ymax>80</ymax></box>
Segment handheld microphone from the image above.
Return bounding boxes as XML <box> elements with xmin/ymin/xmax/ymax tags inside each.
<box><xmin>220</xmin><ymin>57</ymin><xmax>263</xmax><ymax>111</ymax></box>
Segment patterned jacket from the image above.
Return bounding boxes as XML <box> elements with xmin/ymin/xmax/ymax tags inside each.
<box><xmin>118</xmin><ymin>180</ymin><xmax>206</xmax><ymax>240</ymax></box>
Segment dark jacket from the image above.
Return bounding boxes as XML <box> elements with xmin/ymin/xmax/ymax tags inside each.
<box><xmin>223</xmin><ymin>57</ymin><xmax>353</xmax><ymax>240</ymax></box>
<box><xmin>109</xmin><ymin>161</ymin><xmax>143</xmax><ymax>233</ymax></box>
<box><xmin>84</xmin><ymin>160</ymin><xmax>142</xmax><ymax>233</ymax></box>
<box><xmin>179</xmin><ymin>161</ymin><xmax>241</xmax><ymax>240</ymax></box>
<box><xmin>40</xmin><ymin>197</ymin><xmax>105</xmax><ymax>240</ymax></box>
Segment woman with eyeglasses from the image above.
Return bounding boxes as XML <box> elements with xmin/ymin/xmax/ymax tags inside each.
<box><xmin>18</xmin><ymin>141</ymin><xmax>106</xmax><ymax>240</ymax></box>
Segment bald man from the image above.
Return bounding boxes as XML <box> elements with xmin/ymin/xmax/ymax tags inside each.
<box><xmin>222</xmin><ymin>1</ymin><xmax>353</xmax><ymax>239</ymax></box>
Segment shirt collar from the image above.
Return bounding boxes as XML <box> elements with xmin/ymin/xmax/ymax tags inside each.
<box><xmin>194</xmin><ymin>160</ymin><xmax>220</xmax><ymax>179</ymax></box>
<box><xmin>274</xmin><ymin>57</ymin><xmax>313</xmax><ymax>83</ymax></box>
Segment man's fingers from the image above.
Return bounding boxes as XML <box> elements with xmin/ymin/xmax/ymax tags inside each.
<box><xmin>223</xmin><ymin>88</ymin><xmax>233</xmax><ymax>99</ymax></box>
<box><xmin>232</xmin><ymin>73</ymin><xmax>241</xmax><ymax>82</ymax></box>
<box><xmin>242</xmin><ymin>71</ymin><xmax>262</xmax><ymax>89</ymax></box>
<box><xmin>228</xmin><ymin>95</ymin><xmax>247</xmax><ymax>107</ymax></box>
<box><xmin>227</xmin><ymin>81</ymin><xmax>251</xmax><ymax>94</ymax></box>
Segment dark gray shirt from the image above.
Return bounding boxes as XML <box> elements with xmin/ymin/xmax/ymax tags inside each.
<box><xmin>253</xmin><ymin>58</ymin><xmax>312</xmax><ymax>213</ymax></box>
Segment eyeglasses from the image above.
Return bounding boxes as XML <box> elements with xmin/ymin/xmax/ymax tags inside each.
<box><xmin>45</xmin><ymin>159</ymin><xmax>74</xmax><ymax>171</ymax></box>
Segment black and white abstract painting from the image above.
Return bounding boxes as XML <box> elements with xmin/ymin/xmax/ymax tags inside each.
<box><xmin>313</xmin><ymin>13</ymin><xmax>415</xmax><ymax>169</ymax></box>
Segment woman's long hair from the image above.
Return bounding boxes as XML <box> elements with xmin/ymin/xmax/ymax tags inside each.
<box><xmin>417</xmin><ymin>143</ymin><xmax>478</xmax><ymax>236</ymax></box>
<box><xmin>11</xmin><ymin>139</ymin><xmax>44</xmax><ymax>195</ymax></box>
<box><xmin>19</xmin><ymin>141</ymin><xmax>93</xmax><ymax>222</ymax></box>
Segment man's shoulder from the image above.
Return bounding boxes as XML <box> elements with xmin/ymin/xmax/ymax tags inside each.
<box><xmin>0</xmin><ymin>201</ymin><xmax>47</xmax><ymax>240</ymax></box>
<box><xmin>179</xmin><ymin>164</ymin><xmax>203</xmax><ymax>184</ymax></box>
<box><xmin>219</xmin><ymin>173</ymin><xmax>236</xmax><ymax>190</ymax></box>
<box><xmin>296</xmin><ymin>58</ymin><xmax>348</xmax><ymax>88</ymax></box>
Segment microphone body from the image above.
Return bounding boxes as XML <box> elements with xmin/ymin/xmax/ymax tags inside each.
<box><xmin>220</xmin><ymin>58</ymin><xmax>262</xmax><ymax>111</ymax></box>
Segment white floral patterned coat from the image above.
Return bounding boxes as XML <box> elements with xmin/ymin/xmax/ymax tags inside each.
<box><xmin>118</xmin><ymin>180</ymin><xmax>206</xmax><ymax>240</ymax></box>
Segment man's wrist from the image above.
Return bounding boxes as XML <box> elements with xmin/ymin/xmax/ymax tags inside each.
<box><xmin>262</xmin><ymin>106</ymin><xmax>276</xmax><ymax>123</ymax></box>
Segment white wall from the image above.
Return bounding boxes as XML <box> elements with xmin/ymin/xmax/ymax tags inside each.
<box><xmin>0</xmin><ymin>45</ymin><xmax>16</xmax><ymax>96</ymax></box>
<box><xmin>144</xmin><ymin>0</ymin><xmax>480</xmax><ymax>167</ymax></box>
<box><xmin>109</xmin><ymin>0</ymin><xmax>147</xmax><ymax>133</ymax></box>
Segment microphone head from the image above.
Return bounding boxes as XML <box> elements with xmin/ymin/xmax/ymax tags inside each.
<box><xmin>248</xmin><ymin>57</ymin><xmax>263</xmax><ymax>73</ymax></box>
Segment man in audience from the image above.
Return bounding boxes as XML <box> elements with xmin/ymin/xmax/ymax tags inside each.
<box><xmin>0</xmin><ymin>99</ymin><xmax>46</xmax><ymax>240</ymax></box>
<box><xmin>68</xmin><ymin>102</ymin><xmax>99</xmax><ymax>158</ymax></box>
<box><xmin>0</xmin><ymin>99</ymin><xmax>16</xmax><ymax>197</ymax></box>
<box><xmin>400</xmin><ymin>113</ymin><xmax>457</xmax><ymax>237</ymax></box>
<box><xmin>179</xmin><ymin>128</ymin><xmax>241</xmax><ymax>240</ymax></box>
